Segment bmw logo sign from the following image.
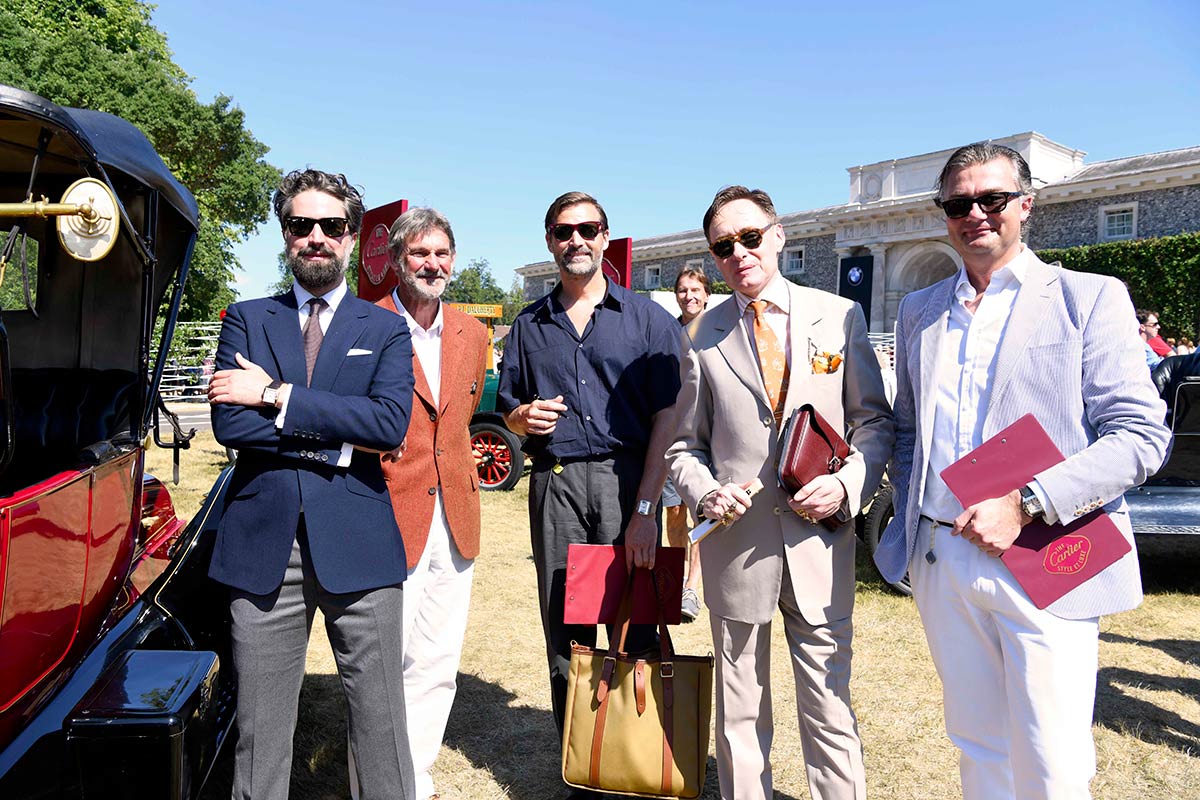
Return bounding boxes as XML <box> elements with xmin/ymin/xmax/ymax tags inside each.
<box><xmin>847</xmin><ymin>266</ymin><xmax>864</xmax><ymax>286</ymax></box>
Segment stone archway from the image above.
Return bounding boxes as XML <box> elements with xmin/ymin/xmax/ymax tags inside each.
<box><xmin>883</xmin><ymin>241</ymin><xmax>961</xmax><ymax>329</ymax></box>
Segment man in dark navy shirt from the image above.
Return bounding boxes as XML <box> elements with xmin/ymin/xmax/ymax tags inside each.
<box><xmin>498</xmin><ymin>191</ymin><xmax>682</xmax><ymax>756</ymax></box>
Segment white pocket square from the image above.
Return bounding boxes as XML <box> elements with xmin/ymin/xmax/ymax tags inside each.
<box><xmin>347</xmin><ymin>348</ymin><xmax>373</xmax><ymax>356</ymax></box>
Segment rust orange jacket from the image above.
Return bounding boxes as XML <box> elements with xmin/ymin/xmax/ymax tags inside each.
<box><xmin>376</xmin><ymin>294</ymin><xmax>489</xmax><ymax>564</ymax></box>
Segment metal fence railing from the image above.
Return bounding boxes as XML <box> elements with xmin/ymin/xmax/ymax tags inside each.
<box><xmin>157</xmin><ymin>321</ymin><xmax>222</xmax><ymax>403</ymax></box>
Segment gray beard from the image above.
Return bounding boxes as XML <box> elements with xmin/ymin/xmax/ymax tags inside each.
<box><xmin>289</xmin><ymin>250</ymin><xmax>346</xmax><ymax>292</ymax></box>
<box><xmin>557</xmin><ymin>250</ymin><xmax>601</xmax><ymax>277</ymax></box>
<box><xmin>400</xmin><ymin>269</ymin><xmax>447</xmax><ymax>302</ymax></box>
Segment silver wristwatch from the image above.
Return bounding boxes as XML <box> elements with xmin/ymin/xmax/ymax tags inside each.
<box><xmin>261</xmin><ymin>379</ymin><xmax>283</xmax><ymax>407</ymax></box>
<box><xmin>1019</xmin><ymin>485</ymin><xmax>1044</xmax><ymax>519</ymax></box>
<box><xmin>636</xmin><ymin>499</ymin><xmax>654</xmax><ymax>517</ymax></box>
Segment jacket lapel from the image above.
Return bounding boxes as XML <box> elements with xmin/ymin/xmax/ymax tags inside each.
<box><xmin>439</xmin><ymin>310</ymin><xmax>465</xmax><ymax>414</ymax></box>
<box><xmin>310</xmin><ymin>296</ymin><xmax>367</xmax><ymax>390</ymax></box>
<box><xmin>917</xmin><ymin>278</ymin><xmax>954</xmax><ymax>483</ymax></box>
<box><xmin>781</xmin><ymin>281</ymin><xmax>818</xmax><ymax>420</ymax></box>
<box><xmin>712</xmin><ymin>296</ymin><xmax>771</xmax><ymax>411</ymax></box>
<box><xmin>263</xmin><ymin>292</ymin><xmax>307</xmax><ymax>385</ymax></box>
<box><xmin>986</xmin><ymin>254</ymin><xmax>1058</xmax><ymax>425</ymax></box>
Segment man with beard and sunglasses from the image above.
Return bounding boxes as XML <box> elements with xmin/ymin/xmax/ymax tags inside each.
<box><xmin>666</xmin><ymin>186</ymin><xmax>893</xmax><ymax>800</ymax></box>
<box><xmin>350</xmin><ymin>207</ymin><xmax>488</xmax><ymax>800</ymax></box>
<box><xmin>497</xmin><ymin>192</ymin><xmax>682</xmax><ymax>794</ymax></box>
<box><xmin>876</xmin><ymin>143</ymin><xmax>1170</xmax><ymax>799</ymax></box>
<box><xmin>207</xmin><ymin>168</ymin><xmax>416</xmax><ymax>800</ymax></box>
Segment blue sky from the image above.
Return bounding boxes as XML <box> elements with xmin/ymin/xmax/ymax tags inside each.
<box><xmin>151</xmin><ymin>0</ymin><xmax>1200</xmax><ymax>303</ymax></box>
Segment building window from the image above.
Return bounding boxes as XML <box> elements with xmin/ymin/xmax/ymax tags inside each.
<box><xmin>645</xmin><ymin>264</ymin><xmax>662</xmax><ymax>290</ymax></box>
<box><xmin>782</xmin><ymin>246</ymin><xmax>805</xmax><ymax>275</ymax></box>
<box><xmin>684</xmin><ymin>258</ymin><xmax>706</xmax><ymax>274</ymax></box>
<box><xmin>543</xmin><ymin>278</ymin><xmax>557</xmax><ymax>295</ymax></box>
<box><xmin>1099</xmin><ymin>203</ymin><xmax>1137</xmax><ymax>242</ymax></box>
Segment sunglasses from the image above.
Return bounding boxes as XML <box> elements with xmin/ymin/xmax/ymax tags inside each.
<box><xmin>283</xmin><ymin>216</ymin><xmax>351</xmax><ymax>237</ymax></box>
<box><xmin>548</xmin><ymin>221</ymin><xmax>605</xmax><ymax>242</ymax></box>
<box><xmin>935</xmin><ymin>191</ymin><xmax>1024</xmax><ymax>220</ymax></box>
<box><xmin>709</xmin><ymin>223</ymin><xmax>775</xmax><ymax>259</ymax></box>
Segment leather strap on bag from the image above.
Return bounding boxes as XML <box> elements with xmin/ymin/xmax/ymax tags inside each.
<box><xmin>587</xmin><ymin>565</ymin><xmax>679</xmax><ymax>794</ymax></box>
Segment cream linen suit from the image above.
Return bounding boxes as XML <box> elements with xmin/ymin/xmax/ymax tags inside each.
<box><xmin>667</xmin><ymin>278</ymin><xmax>893</xmax><ymax>799</ymax></box>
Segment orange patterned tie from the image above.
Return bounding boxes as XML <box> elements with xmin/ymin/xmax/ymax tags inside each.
<box><xmin>750</xmin><ymin>299</ymin><xmax>789</xmax><ymax>424</ymax></box>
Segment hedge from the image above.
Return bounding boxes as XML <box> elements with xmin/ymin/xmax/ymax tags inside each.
<box><xmin>1036</xmin><ymin>231</ymin><xmax>1200</xmax><ymax>339</ymax></box>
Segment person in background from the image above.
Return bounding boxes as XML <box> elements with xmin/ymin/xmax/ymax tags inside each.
<box><xmin>1138</xmin><ymin>309</ymin><xmax>1165</xmax><ymax>368</ymax></box>
<box><xmin>662</xmin><ymin>266</ymin><xmax>711</xmax><ymax>621</ymax></box>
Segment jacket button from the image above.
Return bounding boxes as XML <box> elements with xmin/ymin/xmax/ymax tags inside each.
<box><xmin>428</xmin><ymin>412</ymin><xmax>437</xmax><ymax>421</ymax></box>
<box><xmin>773</xmin><ymin>507</ymin><xmax>781</xmax><ymax>515</ymax></box>
<box><xmin>320</xmin><ymin>453</ymin><xmax>328</xmax><ymax>462</ymax></box>
<box><xmin>762</xmin><ymin>417</ymin><xmax>771</xmax><ymax>427</ymax></box>
<box><xmin>428</xmin><ymin>486</ymin><xmax>437</xmax><ymax>495</ymax></box>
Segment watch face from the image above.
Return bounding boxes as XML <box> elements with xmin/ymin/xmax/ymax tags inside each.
<box><xmin>637</xmin><ymin>500</ymin><xmax>653</xmax><ymax>516</ymax></box>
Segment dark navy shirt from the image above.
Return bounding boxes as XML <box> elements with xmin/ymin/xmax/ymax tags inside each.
<box><xmin>498</xmin><ymin>279</ymin><xmax>682</xmax><ymax>460</ymax></box>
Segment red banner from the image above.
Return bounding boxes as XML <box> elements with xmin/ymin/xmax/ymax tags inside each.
<box><xmin>357</xmin><ymin>199</ymin><xmax>408</xmax><ymax>301</ymax></box>
<box><xmin>602</xmin><ymin>237</ymin><xmax>632</xmax><ymax>289</ymax></box>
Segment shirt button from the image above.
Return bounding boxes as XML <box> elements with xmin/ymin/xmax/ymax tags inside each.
<box><xmin>585</xmin><ymin>415</ymin><xmax>591</xmax><ymax>421</ymax></box>
<box><xmin>428</xmin><ymin>486</ymin><xmax>437</xmax><ymax>495</ymax></box>
<box><xmin>580</xmin><ymin>378</ymin><xmax>587</xmax><ymax>384</ymax></box>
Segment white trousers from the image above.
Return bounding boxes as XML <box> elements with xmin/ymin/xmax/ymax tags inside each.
<box><xmin>910</xmin><ymin>516</ymin><xmax>1099</xmax><ymax>800</ymax></box>
<box><xmin>351</xmin><ymin>498</ymin><xmax>474</xmax><ymax>800</ymax></box>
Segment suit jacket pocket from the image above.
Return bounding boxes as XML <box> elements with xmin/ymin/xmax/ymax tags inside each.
<box><xmin>345</xmin><ymin>469</ymin><xmax>389</xmax><ymax>502</ymax></box>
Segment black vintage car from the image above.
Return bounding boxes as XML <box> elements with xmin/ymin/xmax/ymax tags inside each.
<box><xmin>0</xmin><ymin>84</ymin><xmax>235</xmax><ymax>799</ymax></box>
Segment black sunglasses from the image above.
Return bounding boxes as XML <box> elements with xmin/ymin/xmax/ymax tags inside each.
<box><xmin>935</xmin><ymin>191</ymin><xmax>1024</xmax><ymax>220</ymax></box>
<box><xmin>709</xmin><ymin>223</ymin><xmax>774</xmax><ymax>259</ymax></box>
<box><xmin>284</xmin><ymin>216</ymin><xmax>351</xmax><ymax>237</ymax></box>
<box><xmin>548</xmin><ymin>221</ymin><xmax>605</xmax><ymax>242</ymax></box>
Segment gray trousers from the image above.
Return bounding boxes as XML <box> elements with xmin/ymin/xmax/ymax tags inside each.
<box><xmin>528</xmin><ymin>453</ymin><xmax>659</xmax><ymax>735</ymax></box>
<box><xmin>230</xmin><ymin>523</ymin><xmax>414</xmax><ymax>800</ymax></box>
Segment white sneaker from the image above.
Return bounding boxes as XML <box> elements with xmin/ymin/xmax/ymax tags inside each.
<box><xmin>680</xmin><ymin>588</ymin><xmax>701</xmax><ymax>622</ymax></box>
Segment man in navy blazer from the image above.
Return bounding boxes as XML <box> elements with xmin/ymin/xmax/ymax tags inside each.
<box><xmin>208</xmin><ymin>169</ymin><xmax>415</xmax><ymax>800</ymax></box>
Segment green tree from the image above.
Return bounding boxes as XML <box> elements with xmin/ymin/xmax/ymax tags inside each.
<box><xmin>444</xmin><ymin>258</ymin><xmax>506</xmax><ymax>305</ymax></box>
<box><xmin>502</xmin><ymin>278</ymin><xmax>528</xmax><ymax>325</ymax></box>
<box><xmin>0</xmin><ymin>0</ymin><xmax>280</xmax><ymax>321</ymax></box>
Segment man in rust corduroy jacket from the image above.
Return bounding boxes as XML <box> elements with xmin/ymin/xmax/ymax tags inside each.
<box><xmin>369</xmin><ymin>207</ymin><xmax>488</xmax><ymax>800</ymax></box>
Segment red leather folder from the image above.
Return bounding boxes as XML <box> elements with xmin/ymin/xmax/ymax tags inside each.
<box><xmin>939</xmin><ymin>414</ymin><xmax>1131</xmax><ymax>609</ymax></box>
<box><xmin>563</xmin><ymin>544</ymin><xmax>685</xmax><ymax>625</ymax></box>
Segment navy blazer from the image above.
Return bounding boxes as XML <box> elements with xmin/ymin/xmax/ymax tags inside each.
<box><xmin>209</xmin><ymin>290</ymin><xmax>414</xmax><ymax>595</ymax></box>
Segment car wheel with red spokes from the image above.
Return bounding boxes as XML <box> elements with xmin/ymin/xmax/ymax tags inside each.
<box><xmin>470</xmin><ymin>422</ymin><xmax>524</xmax><ymax>491</ymax></box>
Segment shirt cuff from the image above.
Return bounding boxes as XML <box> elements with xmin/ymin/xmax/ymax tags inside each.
<box><xmin>274</xmin><ymin>383</ymin><xmax>293</xmax><ymax>429</ymax></box>
<box><xmin>337</xmin><ymin>442</ymin><xmax>353</xmax><ymax>468</ymax></box>
<box><xmin>1027</xmin><ymin>478</ymin><xmax>1060</xmax><ymax>525</ymax></box>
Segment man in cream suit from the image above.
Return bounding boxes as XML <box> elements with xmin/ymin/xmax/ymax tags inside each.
<box><xmin>667</xmin><ymin>186</ymin><xmax>893</xmax><ymax>800</ymax></box>
<box><xmin>876</xmin><ymin>142</ymin><xmax>1171</xmax><ymax>799</ymax></box>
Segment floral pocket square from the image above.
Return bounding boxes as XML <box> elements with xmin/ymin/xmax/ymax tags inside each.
<box><xmin>808</xmin><ymin>341</ymin><xmax>844</xmax><ymax>374</ymax></box>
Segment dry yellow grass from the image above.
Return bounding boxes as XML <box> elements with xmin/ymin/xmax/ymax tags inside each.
<box><xmin>157</xmin><ymin>434</ymin><xmax>1200</xmax><ymax>800</ymax></box>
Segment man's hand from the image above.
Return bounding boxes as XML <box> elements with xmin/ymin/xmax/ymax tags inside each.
<box><xmin>208</xmin><ymin>353</ymin><xmax>273</xmax><ymax>407</ymax></box>
<box><xmin>507</xmin><ymin>395</ymin><xmax>567</xmax><ymax>436</ymax></box>
<box><xmin>953</xmin><ymin>488</ymin><xmax>1031</xmax><ymax>556</ymax></box>
<box><xmin>787</xmin><ymin>474</ymin><xmax>847</xmax><ymax>523</ymax></box>
<box><xmin>623</xmin><ymin>513</ymin><xmax>658</xmax><ymax>571</ymax></box>
<box><xmin>701</xmin><ymin>481</ymin><xmax>755</xmax><ymax>523</ymax></box>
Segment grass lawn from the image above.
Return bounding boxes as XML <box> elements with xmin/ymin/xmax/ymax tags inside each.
<box><xmin>160</xmin><ymin>432</ymin><xmax>1200</xmax><ymax>800</ymax></box>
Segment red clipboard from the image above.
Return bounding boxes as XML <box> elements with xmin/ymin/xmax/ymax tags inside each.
<box><xmin>939</xmin><ymin>414</ymin><xmax>1131</xmax><ymax>609</ymax></box>
<box><xmin>563</xmin><ymin>544</ymin><xmax>685</xmax><ymax>625</ymax></box>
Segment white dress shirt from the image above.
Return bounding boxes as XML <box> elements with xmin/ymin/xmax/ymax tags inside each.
<box><xmin>921</xmin><ymin>247</ymin><xmax>1053</xmax><ymax>522</ymax></box>
<box><xmin>277</xmin><ymin>279</ymin><xmax>353</xmax><ymax>467</ymax></box>
<box><xmin>394</xmin><ymin>290</ymin><xmax>444</xmax><ymax>407</ymax></box>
